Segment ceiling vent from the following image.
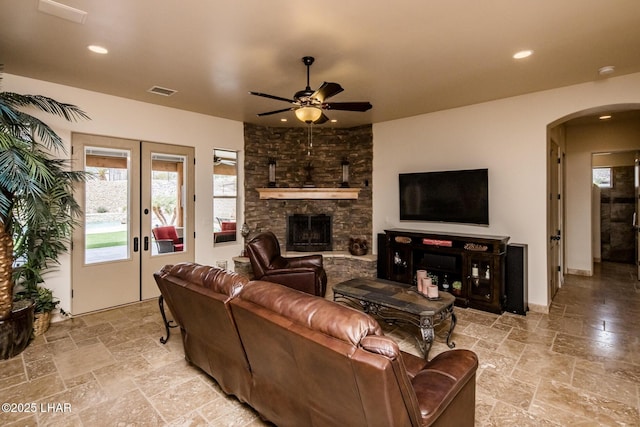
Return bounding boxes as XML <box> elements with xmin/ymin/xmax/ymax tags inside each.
<box><xmin>147</xmin><ymin>86</ymin><xmax>178</xmax><ymax>97</ymax></box>
<box><xmin>38</xmin><ymin>0</ymin><xmax>87</xmax><ymax>24</ymax></box>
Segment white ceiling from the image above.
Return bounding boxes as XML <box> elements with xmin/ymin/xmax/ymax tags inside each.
<box><xmin>1</xmin><ymin>0</ymin><xmax>639</xmax><ymax>127</ymax></box>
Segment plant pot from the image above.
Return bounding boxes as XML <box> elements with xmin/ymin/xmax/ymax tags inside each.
<box><xmin>0</xmin><ymin>300</ymin><xmax>35</xmax><ymax>359</ymax></box>
<box><xmin>33</xmin><ymin>311</ymin><xmax>51</xmax><ymax>336</ymax></box>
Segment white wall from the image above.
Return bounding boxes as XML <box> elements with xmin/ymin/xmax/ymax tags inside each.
<box><xmin>4</xmin><ymin>74</ymin><xmax>245</xmax><ymax>314</ymax></box>
<box><xmin>373</xmin><ymin>72</ymin><xmax>640</xmax><ymax>311</ymax></box>
<box><xmin>565</xmin><ymin>117</ymin><xmax>640</xmax><ymax>274</ymax></box>
<box><xmin>7</xmin><ymin>71</ymin><xmax>640</xmax><ymax>314</ymax></box>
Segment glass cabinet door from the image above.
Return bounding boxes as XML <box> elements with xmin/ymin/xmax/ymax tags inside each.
<box><xmin>467</xmin><ymin>254</ymin><xmax>494</xmax><ymax>303</ymax></box>
<box><xmin>390</xmin><ymin>245</ymin><xmax>412</xmax><ymax>283</ymax></box>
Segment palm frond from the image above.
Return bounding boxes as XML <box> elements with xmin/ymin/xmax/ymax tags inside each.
<box><xmin>0</xmin><ymin>92</ymin><xmax>89</xmax><ymax>121</ymax></box>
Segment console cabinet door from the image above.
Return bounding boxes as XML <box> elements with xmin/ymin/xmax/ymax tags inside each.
<box><xmin>389</xmin><ymin>243</ymin><xmax>413</xmax><ymax>284</ymax></box>
<box><xmin>466</xmin><ymin>253</ymin><xmax>499</xmax><ymax>308</ymax></box>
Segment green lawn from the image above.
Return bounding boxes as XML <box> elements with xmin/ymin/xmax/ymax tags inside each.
<box><xmin>85</xmin><ymin>231</ymin><xmax>127</xmax><ymax>249</ymax></box>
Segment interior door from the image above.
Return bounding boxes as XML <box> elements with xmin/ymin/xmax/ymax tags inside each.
<box><xmin>72</xmin><ymin>134</ymin><xmax>194</xmax><ymax>314</ymax></box>
<box><xmin>635</xmin><ymin>152</ymin><xmax>640</xmax><ymax>279</ymax></box>
<box><xmin>548</xmin><ymin>140</ymin><xmax>561</xmax><ymax>300</ymax></box>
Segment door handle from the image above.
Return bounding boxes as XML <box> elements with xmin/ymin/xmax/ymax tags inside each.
<box><xmin>144</xmin><ymin>236</ymin><xmax>149</xmax><ymax>251</ymax></box>
<box><xmin>133</xmin><ymin>237</ymin><xmax>139</xmax><ymax>252</ymax></box>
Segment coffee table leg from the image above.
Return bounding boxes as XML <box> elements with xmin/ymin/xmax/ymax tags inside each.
<box><xmin>419</xmin><ymin>316</ymin><xmax>435</xmax><ymax>359</ymax></box>
<box><xmin>446</xmin><ymin>309</ymin><xmax>457</xmax><ymax>349</ymax></box>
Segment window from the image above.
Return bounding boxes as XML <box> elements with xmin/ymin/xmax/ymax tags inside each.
<box><xmin>593</xmin><ymin>167</ymin><xmax>612</xmax><ymax>188</ymax></box>
<box><xmin>213</xmin><ymin>149</ymin><xmax>238</xmax><ymax>244</ymax></box>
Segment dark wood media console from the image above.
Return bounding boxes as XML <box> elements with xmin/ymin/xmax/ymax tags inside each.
<box><xmin>378</xmin><ymin>229</ymin><xmax>509</xmax><ymax>314</ymax></box>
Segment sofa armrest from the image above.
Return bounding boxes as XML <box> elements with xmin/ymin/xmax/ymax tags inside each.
<box><xmin>412</xmin><ymin>349</ymin><xmax>478</xmax><ymax>423</ymax></box>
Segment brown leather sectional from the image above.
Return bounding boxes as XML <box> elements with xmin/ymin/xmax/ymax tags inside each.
<box><xmin>154</xmin><ymin>262</ymin><xmax>478</xmax><ymax>427</ymax></box>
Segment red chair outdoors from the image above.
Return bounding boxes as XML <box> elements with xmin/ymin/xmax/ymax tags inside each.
<box><xmin>152</xmin><ymin>225</ymin><xmax>184</xmax><ymax>253</ymax></box>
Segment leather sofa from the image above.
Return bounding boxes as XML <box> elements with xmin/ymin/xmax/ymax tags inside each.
<box><xmin>245</xmin><ymin>230</ymin><xmax>327</xmax><ymax>297</ymax></box>
<box><xmin>154</xmin><ymin>262</ymin><xmax>478</xmax><ymax>427</ymax></box>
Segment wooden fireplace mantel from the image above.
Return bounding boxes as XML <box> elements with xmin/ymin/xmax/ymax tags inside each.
<box><xmin>257</xmin><ymin>188</ymin><xmax>360</xmax><ymax>200</ymax></box>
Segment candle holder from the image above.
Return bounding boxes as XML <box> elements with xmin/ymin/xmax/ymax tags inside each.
<box><xmin>268</xmin><ymin>158</ymin><xmax>276</xmax><ymax>187</ymax></box>
<box><xmin>340</xmin><ymin>158</ymin><xmax>350</xmax><ymax>188</ymax></box>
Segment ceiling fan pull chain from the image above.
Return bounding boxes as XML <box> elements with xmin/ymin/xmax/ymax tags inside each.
<box><xmin>307</xmin><ymin>122</ymin><xmax>313</xmax><ymax>156</ymax></box>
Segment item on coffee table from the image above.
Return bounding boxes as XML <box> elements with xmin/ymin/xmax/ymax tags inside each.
<box><xmin>421</xmin><ymin>277</ymin><xmax>432</xmax><ymax>295</ymax></box>
<box><xmin>427</xmin><ymin>283</ymin><xmax>439</xmax><ymax>299</ymax></box>
<box><xmin>416</xmin><ymin>270</ymin><xmax>427</xmax><ymax>293</ymax></box>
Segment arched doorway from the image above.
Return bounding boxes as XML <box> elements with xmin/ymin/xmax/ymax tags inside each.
<box><xmin>547</xmin><ymin>104</ymin><xmax>640</xmax><ymax>301</ymax></box>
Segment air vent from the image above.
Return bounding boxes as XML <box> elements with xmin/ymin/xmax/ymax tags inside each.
<box><xmin>147</xmin><ymin>86</ymin><xmax>177</xmax><ymax>97</ymax></box>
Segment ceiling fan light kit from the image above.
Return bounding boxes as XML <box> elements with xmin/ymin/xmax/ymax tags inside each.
<box><xmin>250</xmin><ymin>56</ymin><xmax>372</xmax><ymax>124</ymax></box>
<box><xmin>295</xmin><ymin>106</ymin><xmax>322</xmax><ymax>123</ymax></box>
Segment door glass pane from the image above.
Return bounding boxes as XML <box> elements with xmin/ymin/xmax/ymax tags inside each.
<box><xmin>151</xmin><ymin>153</ymin><xmax>187</xmax><ymax>255</ymax></box>
<box><xmin>84</xmin><ymin>147</ymin><xmax>130</xmax><ymax>264</ymax></box>
<box><xmin>213</xmin><ymin>149</ymin><xmax>238</xmax><ymax>244</ymax></box>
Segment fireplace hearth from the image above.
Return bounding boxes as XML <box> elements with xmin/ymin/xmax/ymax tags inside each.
<box><xmin>287</xmin><ymin>214</ymin><xmax>332</xmax><ymax>251</ymax></box>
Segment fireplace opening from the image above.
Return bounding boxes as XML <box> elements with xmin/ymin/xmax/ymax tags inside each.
<box><xmin>286</xmin><ymin>214</ymin><xmax>332</xmax><ymax>252</ymax></box>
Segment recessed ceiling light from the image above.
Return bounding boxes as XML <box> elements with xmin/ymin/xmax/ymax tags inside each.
<box><xmin>280</xmin><ymin>118</ymin><xmax>287</xmax><ymax>122</ymax></box>
<box><xmin>330</xmin><ymin>119</ymin><xmax>338</xmax><ymax>123</ymax></box>
<box><xmin>88</xmin><ymin>45</ymin><xmax>108</xmax><ymax>54</ymax></box>
<box><xmin>513</xmin><ymin>50</ymin><xmax>533</xmax><ymax>59</ymax></box>
<box><xmin>599</xmin><ymin>115</ymin><xmax>612</xmax><ymax>120</ymax></box>
<box><xmin>598</xmin><ymin>65</ymin><xmax>615</xmax><ymax>76</ymax></box>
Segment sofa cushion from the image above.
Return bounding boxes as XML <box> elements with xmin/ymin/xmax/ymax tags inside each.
<box><xmin>164</xmin><ymin>261</ymin><xmax>246</xmax><ymax>298</ymax></box>
<box><xmin>154</xmin><ymin>263</ymin><xmax>252</xmax><ymax>402</ymax></box>
<box><xmin>238</xmin><ymin>279</ymin><xmax>382</xmax><ymax>345</ymax></box>
<box><xmin>231</xmin><ymin>281</ymin><xmax>417</xmax><ymax>427</ymax></box>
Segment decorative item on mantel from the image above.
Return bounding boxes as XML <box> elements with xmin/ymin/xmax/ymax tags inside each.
<box><xmin>341</xmin><ymin>158</ymin><xmax>350</xmax><ymax>188</ymax></box>
<box><xmin>268</xmin><ymin>158</ymin><xmax>276</xmax><ymax>188</ymax></box>
<box><xmin>303</xmin><ymin>162</ymin><xmax>315</xmax><ymax>188</ymax></box>
<box><xmin>348</xmin><ymin>237</ymin><xmax>368</xmax><ymax>256</ymax></box>
<box><xmin>241</xmin><ymin>223</ymin><xmax>250</xmax><ymax>256</ymax></box>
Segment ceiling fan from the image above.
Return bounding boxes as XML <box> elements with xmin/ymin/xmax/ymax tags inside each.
<box><xmin>249</xmin><ymin>56</ymin><xmax>372</xmax><ymax>124</ymax></box>
<box><xmin>213</xmin><ymin>156</ymin><xmax>236</xmax><ymax>166</ymax></box>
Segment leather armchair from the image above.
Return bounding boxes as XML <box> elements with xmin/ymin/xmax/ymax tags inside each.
<box><xmin>245</xmin><ymin>231</ymin><xmax>327</xmax><ymax>297</ymax></box>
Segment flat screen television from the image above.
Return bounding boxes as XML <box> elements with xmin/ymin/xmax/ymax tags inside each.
<box><xmin>399</xmin><ymin>168</ymin><xmax>489</xmax><ymax>225</ymax></box>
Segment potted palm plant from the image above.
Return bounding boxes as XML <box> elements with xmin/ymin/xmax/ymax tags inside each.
<box><xmin>0</xmin><ymin>70</ymin><xmax>88</xmax><ymax>355</ymax></box>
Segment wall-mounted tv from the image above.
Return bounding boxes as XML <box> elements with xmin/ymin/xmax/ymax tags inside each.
<box><xmin>399</xmin><ymin>168</ymin><xmax>489</xmax><ymax>225</ymax></box>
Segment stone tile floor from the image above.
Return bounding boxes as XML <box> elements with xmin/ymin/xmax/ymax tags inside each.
<box><xmin>1</xmin><ymin>262</ymin><xmax>638</xmax><ymax>426</ymax></box>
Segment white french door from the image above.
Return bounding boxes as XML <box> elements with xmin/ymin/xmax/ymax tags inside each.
<box><xmin>71</xmin><ymin>134</ymin><xmax>194</xmax><ymax>314</ymax></box>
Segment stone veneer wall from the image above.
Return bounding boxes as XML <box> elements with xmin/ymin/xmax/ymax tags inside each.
<box><xmin>600</xmin><ymin>165</ymin><xmax>635</xmax><ymax>263</ymax></box>
<box><xmin>243</xmin><ymin>123</ymin><xmax>373</xmax><ymax>251</ymax></box>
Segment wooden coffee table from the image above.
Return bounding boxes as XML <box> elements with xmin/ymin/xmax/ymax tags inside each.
<box><xmin>333</xmin><ymin>277</ymin><xmax>456</xmax><ymax>359</ymax></box>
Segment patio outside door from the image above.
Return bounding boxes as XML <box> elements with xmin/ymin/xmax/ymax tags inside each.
<box><xmin>71</xmin><ymin>134</ymin><xmax>194</xmax><ymax>314</ymax></box>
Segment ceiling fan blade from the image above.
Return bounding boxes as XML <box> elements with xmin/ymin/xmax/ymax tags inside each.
<box><xmin>311</xmin><ymin>82</ymin><xmax>344</xmax><ymax>102</ymax></box>
<box><xmin>314</xmin><ymin>113</ymin><xmax>330</xmax><ymax>124</ymax></box>
<box><xmin>249</xmin><ymin>91</ymin><xmax>296</xmax><ymax>104</ymax></box>
<box><xmin>256</xmin><ymin>107</ymin><xmax>295</xmax><ymax>117</ymax></box>
<box><xmin>323</xmin><ymin>102</ymin><xmax>373</xmax><ymax>112</ymax></box>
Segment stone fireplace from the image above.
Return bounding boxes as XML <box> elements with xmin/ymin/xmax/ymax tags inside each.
<box><xmin>287</xmin><ymin>214</ymin><xmax>332</xmax><ymax>251</ymax></box>
<box><xmin>243</xmin><ymin>123</ymin><xmax>373</xmax><ymax>252</ymax></box>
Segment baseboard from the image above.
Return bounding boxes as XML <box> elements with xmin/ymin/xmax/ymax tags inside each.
<box><xmin>527</xmin><ymin>303</ymin><xmax>548</xmax><ymax>314</ymax></box>
<box><xmin>566</xmin><ymin>268</ymin><xmax>592</xmax><ymax>276</ymax></box>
